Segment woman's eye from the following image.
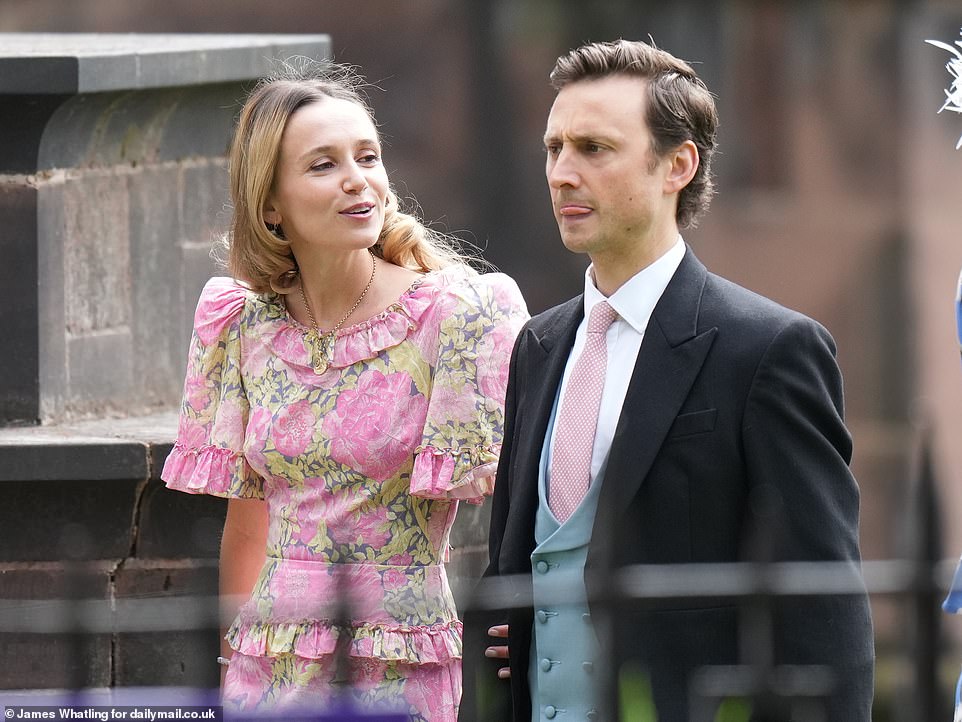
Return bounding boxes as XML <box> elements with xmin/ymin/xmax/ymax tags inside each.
<box><xmin>310</xmin><ymin>160</ymin><xmax>335</xmax><ymax>171</ymax></box>
<box><xmin>358</xmin><ymin>153</ymin><xmax>381</xmax><ymax>164</ymax></box>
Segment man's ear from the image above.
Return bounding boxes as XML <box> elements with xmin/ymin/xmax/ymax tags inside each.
<box><xmin>664</xmin><ymin>140</ymin><xmax>699</xmax><ymax>194</ymax></box>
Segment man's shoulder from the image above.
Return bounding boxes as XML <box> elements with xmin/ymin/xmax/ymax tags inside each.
<box><xmin>701</xmin><ymin>269</ymin><xmax>821</xmax><ymax>334</ymax></box>
<box><xmin>526</xmin><ymin>295</ymin><xmax>583</xmax><ymax>332</ymax></box>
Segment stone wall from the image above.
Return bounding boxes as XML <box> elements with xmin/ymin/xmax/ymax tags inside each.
<box><xmin>0</xmin><ymin>33</ymin><xmax>332</xmax><ymax>426</ymax></box>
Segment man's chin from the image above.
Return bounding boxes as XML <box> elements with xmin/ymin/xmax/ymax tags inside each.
<box><xmin>559</xmin><ymin>232</ymin><xmax>594</xmax><ymax>255</ymax></box>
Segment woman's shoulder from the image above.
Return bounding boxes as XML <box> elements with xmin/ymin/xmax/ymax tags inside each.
<box><xmin>193</xmin><ymin>277</ymin><xmax>253</xmax><ymax>345</ymax></box>
<box><xmin>322</xmin><ymin>264</ymin><xmax>525</xmax><ymax>367</ymax></box>
<box><xmin>418</xmin><ymin>263</ymin><xmax>526</xmax><ymax>313</ymax></box>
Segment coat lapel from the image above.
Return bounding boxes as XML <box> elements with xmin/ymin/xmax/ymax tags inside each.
<box><xmin>597</xmin><ymin>249</ymin><xmax>717</xmax><ymax>517</ymax></box>
<box><xmin>500</xmin><ymin>296</ymin><xmax>582</xmax><ymax>569</ymax></box>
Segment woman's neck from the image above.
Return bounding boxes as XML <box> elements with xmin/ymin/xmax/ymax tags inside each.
<box><xmin>293</xmin><ymin>247</ymin><xmax>377</xmax><ymax>331</ymax></box>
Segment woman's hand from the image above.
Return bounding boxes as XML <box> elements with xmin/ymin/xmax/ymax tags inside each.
<box><xmin>485</xmin><ymin>624</ymin><xmax>511</xmax><ymax>679</ymax></box>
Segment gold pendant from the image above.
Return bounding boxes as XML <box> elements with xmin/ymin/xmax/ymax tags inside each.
<box><xmin>308</xmin><ymin>331</ymin><xmax>332</xmax><ymax>375</ymax></box>
<box><xmin>313</xmin><ymin>354</ymin><xmax>329</xmax><ymax>375</ymax></box>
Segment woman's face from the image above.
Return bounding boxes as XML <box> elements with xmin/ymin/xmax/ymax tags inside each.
<box><xmin>265</xmin><ymin>97</ymin><xmax>389</xmax><ymax>255</ymax></box>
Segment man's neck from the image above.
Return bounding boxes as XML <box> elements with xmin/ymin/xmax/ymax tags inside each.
<box><xmin>589</xmin><ymin>230</ymin><xmax>679</xmax><ymax>296</ymax></box>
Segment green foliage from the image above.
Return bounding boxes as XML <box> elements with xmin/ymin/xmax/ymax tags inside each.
<box><xmin>618</xmin><ymin>663</ymin><xmax>657</xmax><ymax>722</ymax></box>
<box><xmin>714</xmin><ymin>697</ymin><xmax>751</xmax><ymax>722</ymax></box>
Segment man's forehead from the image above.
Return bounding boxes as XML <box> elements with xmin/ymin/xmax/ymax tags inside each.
<box><xmin>545</xmin><ymin>77</ymin><xmax>646</xmax><ymax>138</ymax></box>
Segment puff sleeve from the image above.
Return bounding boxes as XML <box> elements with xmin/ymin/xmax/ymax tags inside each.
<box><xmin>410</xmin><ymin>272</ymin><xmax>528</xmax><ymax>503</ymax></box>
<box><xmin>161</xmin><ymin>277</ymin><xmax>264</xmax><ymax>499</ymax></box>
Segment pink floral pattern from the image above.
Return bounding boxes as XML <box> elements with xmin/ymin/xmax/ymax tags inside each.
<box><xmin>324</xmin><ymin>369</ymin><xmax>429</xmax><ymax>482</ymax></box>
<box><xmin>161</xmin><ymin>266</ymin><xmax>527</xmax><ymax>720</ymax></box>
<box><xmin>271</xmin><ymin>399</ymin><xmax>316</xmax><ymax>457</ymax></box>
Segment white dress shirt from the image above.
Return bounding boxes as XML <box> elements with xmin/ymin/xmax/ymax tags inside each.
<box><xmin>545</xmin><ymin>237</ymin><xmax>686</xmax><ymax>489</ymax></box>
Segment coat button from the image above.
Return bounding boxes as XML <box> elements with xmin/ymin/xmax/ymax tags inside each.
<box><xmin>537</xmin><ymin>609</ymin><xmax>549</xmax><ymax>623</ymax></box>
<box><xmin>581</xmin><ymin>612</ymin><xmax>591</xmax><ymax>622</ymax></box>
<box><xmin>582</xmin><ymin>661</ymin><xmax>593</xmax><ymax>673</ymax></box>
<box><xmin>540</xmin><ymin>658</ymin><xmax>553</xmax><ymax>672</ymax></box>
<box><xmin>536</xmin><ymin>560</ymin><xmax>550</xmax><ymax>574</ymax></box>
<box><xmin>545</xmin><ymin>706</ymin><xmax>557</xmax><ymax>719</ymax></box>
<box><xmin>586</xmin><ymin>710</ymin><xmax>598</xmax><ymax>720</ymax></box>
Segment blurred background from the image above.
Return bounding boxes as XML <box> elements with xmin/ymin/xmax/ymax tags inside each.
<box><xmin>2</xmin><ymin>0</ymin><xmax>962</xmax><ymax>717</ymax></box>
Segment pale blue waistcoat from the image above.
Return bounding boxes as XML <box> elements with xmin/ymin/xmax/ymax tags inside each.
<box><xmin>528</xmin><ymin>401</ymin><xmax>605</xmax><ymax>722</ymax></box>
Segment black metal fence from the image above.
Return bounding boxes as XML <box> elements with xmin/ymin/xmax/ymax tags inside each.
<box><xmin>0</xmin><ymin>444</ymin><xmax>957</xmax><ymax>721</ymax></box>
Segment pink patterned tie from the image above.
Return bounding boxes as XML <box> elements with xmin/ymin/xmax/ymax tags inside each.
<box><xmin>549</xmin><ymin>300</ymin><xmax>619</xmax><ymax>522</ymax></box>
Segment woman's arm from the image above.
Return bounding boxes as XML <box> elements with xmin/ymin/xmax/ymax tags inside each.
<box><xmin>218</xmin><ymin>497</ymin><xmax>269</xmax><ymax>685</ymax></box>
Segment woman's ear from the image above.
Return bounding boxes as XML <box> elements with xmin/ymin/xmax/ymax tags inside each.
<box><xmin>664</xmin><ymin>140</ymin><xmax>699</xmax><ymax>195</ymax></box>
<box><xmin>263</xmin><ymin>201</ymin><xmax>281</xmax><ymax>226</ymax></box>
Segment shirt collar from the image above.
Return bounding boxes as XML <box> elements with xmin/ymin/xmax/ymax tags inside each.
<box><xmin>583</xmin><ymin>236</ymin><xmax>686</xmax><ymax>334</ymax></box>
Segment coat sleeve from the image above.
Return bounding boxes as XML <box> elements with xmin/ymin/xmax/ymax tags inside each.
<box><xmin>741</xmin><ymin>316</ymin><xmax>875</xmax><ymax>720</ymax></box>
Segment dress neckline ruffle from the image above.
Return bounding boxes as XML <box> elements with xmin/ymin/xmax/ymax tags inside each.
<box><xmin>252</xmin><ymin>264</ymin><xmax>475</xmax><ymax>373</ymax></box>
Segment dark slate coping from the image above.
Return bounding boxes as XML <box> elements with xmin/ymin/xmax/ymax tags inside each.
<box><xmin>0</xmin><ymin>33</ymin><xmax>331</xmax><ymax>94</ymax></box>
<box><xmin>0</xmin><ymin>411</ymin><xmax>177</xmax><ymax>483</ymax></box>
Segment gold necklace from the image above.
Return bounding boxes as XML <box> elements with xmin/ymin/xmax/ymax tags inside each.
<box><xmin>298</xmin><ymin>249</ymin><xmax>376</xmax><ymax>374</ymax></box>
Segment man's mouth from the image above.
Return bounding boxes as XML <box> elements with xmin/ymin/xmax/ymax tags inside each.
<box><xmin>559</xmin><ymin>204</ymin><xmax>592</xmax><ymax>216</ymax></box>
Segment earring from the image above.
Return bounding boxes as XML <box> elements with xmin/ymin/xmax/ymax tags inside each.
<box><xmin>266</xmin><ymin>222</ymin><xmax>285</xmax><ymax>239</ymax></box>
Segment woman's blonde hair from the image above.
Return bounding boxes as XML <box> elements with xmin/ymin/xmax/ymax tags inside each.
<box><xmin>223</xmin><ymin>59</ymin><xmax>467</xmax><ymax>294</ymax></box>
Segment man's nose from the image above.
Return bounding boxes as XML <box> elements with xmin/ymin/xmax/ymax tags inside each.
<box><xmin>547</xmin><ymin>149</ymin><xmax>579</xmax><ymax>188</ymax></box>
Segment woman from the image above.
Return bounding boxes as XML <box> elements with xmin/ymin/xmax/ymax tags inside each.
<box><xmin>161</xmin><ymin>62</ymin><xmax>528</xmax><ymax>720</ymax></box>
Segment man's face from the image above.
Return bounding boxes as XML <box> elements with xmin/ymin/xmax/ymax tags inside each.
<box><xmin>543</xmin><ymin>75</ymin><xmax>675</xmax><ymax>261</ymax></box>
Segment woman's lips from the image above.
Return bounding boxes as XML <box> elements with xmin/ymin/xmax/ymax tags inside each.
<box><xmin>340</xmin><ymin>203</ymin><xmax>375</xmax><ymax>217</ymax></box>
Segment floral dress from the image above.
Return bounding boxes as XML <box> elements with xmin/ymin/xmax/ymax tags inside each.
<box><xmin>161</xmin><ymin>264</ymin><xmax>528</xmax><ymax>720</ymax></box>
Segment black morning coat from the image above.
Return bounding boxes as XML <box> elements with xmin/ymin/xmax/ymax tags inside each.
<box><xmin>460</xmin><ymin>247</ymin><xmax>874</xmax><ymax>722</ymax></box>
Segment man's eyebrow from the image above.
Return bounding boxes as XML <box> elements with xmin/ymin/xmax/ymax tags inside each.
<box><xmin>542</xmin><ymin>132</ymin><xmax>616</xmax><ymax>145</ymax></box>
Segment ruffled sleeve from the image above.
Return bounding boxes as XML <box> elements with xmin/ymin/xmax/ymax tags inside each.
<box><xmin>161</xmin><ymin>277</ymin><xmax>264</xmax><ymax>499</ymax></box>
<box><xmin>410</xmin><ymin>271</ymin><xmax>528</xmax><ymax>503</ymax></box>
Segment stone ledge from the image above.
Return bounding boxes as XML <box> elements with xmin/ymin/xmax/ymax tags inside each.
<box><xmin>0</xmin><ymin>411</ymin><xmax>176</xmax><ymax>483</ymax></box>
<box><xmin>0</xmin><ymin>33</ymin><xmax>331</xmax><ymax>94</ymax></box>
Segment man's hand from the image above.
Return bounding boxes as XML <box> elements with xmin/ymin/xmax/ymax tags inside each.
<box><xmin>485</xmin><ymin>624</ymin><xmax>511</xmax><ymax>679</ymax></box>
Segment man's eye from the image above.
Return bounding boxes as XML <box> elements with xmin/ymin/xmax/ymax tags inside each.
<box><xmin>544</xmin><ymin>144</ymin><xmax>560</xmax><ymax>155</ymax></box>
<box><xmin>586</xmin><ymin>143</ymin><xmax>602</xmax><ymax>153</ymax></box>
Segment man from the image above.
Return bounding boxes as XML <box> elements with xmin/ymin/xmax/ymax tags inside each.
<box><xmin>461</xmin><ymin>39</ymin><xmax>874</xmax><ymax>722</ymax></box>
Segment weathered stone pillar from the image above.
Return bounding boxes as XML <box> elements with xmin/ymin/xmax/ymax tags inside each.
<box><xmin>0</xmin><ymin>33</ymin><xmax>330</xmax><ymax>425</ymax></box>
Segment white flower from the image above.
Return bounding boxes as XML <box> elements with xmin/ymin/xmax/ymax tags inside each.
<box><xmin>926</xmin><ymin>29</ymin><xmax>962</xmax><ymax>149</ymax></box>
